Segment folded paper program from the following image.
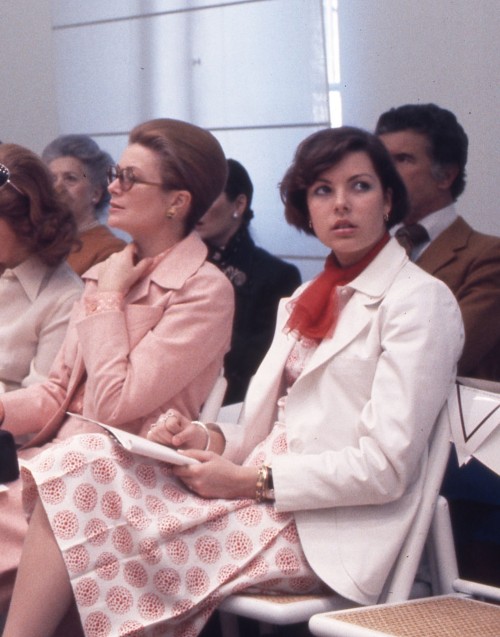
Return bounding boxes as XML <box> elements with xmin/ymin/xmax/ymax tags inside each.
<box><xmin>448</xmin><ymin>377</ymin><xmax>500</xmax><ymax>474</ymax></box>
<box><xmin>0</xmin><ymin>429</ymin><xmax>19</xmax><ymax>483</ymax></box>
<box><xmin>66</xmin><ymin>412</ymin><xmax>200</xmax><ymax>466</ymax></box>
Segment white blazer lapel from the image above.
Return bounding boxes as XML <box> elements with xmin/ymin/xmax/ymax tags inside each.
<box><xmin>301</xmin><ymin>290</ymin><xmax>376</xmax><ymax>378</ymax></box>
<box><xmin>299</xmin><ymin>239</ymin><xmax>408</xmax><ymax>380</ymax></box>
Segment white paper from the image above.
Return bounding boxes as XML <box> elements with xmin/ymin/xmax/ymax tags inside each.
<box><xmin>66</xmin><ymin>412</ymin><xmax>199</xmax><ymax>466</ymax></box>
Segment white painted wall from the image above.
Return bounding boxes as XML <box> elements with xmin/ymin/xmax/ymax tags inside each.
<box><xmin>49</xmin><ymin>0</ymin><xmax>331</xmax><ymax>280</ymax></box>
<box><xmin>0</xmin><ymin>0</ymin><xmax>58</xmax><ymax>153</ymax></box>
<box><xmin>339</xmin><ymin>0</ymin><xmax>500</xmax><ymax>237</ymax></box>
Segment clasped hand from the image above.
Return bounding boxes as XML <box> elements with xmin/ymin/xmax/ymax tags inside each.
<box><xmin>97</xmin><ymin>243</ymin><xmax>152</xmax><ymax>294</ymax></box>
<box><xmin>147</xmin><ymin>409</ymin><xmax>258</xmax><ymax>501</ymax></box>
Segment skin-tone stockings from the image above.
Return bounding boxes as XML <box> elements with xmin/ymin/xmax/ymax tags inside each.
<box><xmin>3</xmin><ymin>501</ymin><xmax>74</xmax><ymax>637</ymax></box>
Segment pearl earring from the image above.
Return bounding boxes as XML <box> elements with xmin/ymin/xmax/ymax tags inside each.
<box><xmin>232</xmin><ymin>211</ymin><xmax>239</xmax><ymax>220</ymax></box>
<box><xmin>166</xmin><ymin>208</ymin><xmax>175</xmax><ymax>219</ymax></box>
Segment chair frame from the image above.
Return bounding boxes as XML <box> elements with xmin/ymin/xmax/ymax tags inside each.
<box><xmin>199</xmin><ymin>372</ymin><xmax>227</xmax><ymax>422</ymax></box>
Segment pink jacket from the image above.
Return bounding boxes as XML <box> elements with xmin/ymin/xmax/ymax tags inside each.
<box><xmin>2</xmin><ymin>232</ymin><xmax>234</xmax><ymax>446</ymax></box>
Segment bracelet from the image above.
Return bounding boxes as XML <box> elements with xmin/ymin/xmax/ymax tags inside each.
<box><xmin>256</xmin><ymin>465</ymin><xmax>275</xmax><ymax>502</ymax></box>
<box><xmin>84</xmin><ymin>291</ymin><xmax>124</xmax><ymax>315</ymax></box>
<box><xmin>191</xmin><ymin>420</ymin><xmax>210</xmax><ymax>451</ymax></box>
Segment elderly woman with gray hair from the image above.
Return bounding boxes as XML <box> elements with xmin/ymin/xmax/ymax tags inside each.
<box><xmin>42</xmin><ymin>134</ymin><xmax>126</xmax><ymax>275</ymax></box>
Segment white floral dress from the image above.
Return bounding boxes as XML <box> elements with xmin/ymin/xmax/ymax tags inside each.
<box><xmin>21</xmin><ymin>337</ymin><xmax>325</xmax><ymax>637</ymax></box>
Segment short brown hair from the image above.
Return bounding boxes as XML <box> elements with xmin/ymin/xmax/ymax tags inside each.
<box><xmin>129</xmin><ymin>119</ymin><xmax>227</xmax><ymax>234</ymax></box>
<box><xmin>0</xmin><ymin>144</ymin><xmax>77</xmax><ymax>266</ymax></box>
<box><xmin>280</xmin><ymin>126</ymin><xmax>408</xmax><ymax>235</ymax></box>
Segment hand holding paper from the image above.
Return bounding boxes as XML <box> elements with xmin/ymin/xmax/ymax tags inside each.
<box><xmin>66</xmin><ymin>412</ymin><xmax>199</xmax><ymax>466</ymax></box>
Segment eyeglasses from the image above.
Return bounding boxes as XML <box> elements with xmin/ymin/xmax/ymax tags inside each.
<box><xmin>0</xmin><ymin>164</ymin><xmax>23</xmax><ymax>195</ymax></box>
<box><xmin>107</xmin><ymin>165</ymin><xmax>163</xmax><ymax>192</ymax></box>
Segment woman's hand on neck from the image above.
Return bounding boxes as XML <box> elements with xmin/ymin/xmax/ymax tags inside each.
<box><xmin>97</xmin><ymin>243</ymin><xmax>153</xmax><ymax>294</ymax></box>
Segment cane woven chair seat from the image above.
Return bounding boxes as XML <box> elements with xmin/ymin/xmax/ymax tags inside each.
<box><xmin>311</xmin><ymin>595</ymin><xmax>500</xmax><ymax>637</ymax></box>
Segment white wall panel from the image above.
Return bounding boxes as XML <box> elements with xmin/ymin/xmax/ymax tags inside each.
<box><xmin>53</xmin><ymin>0</ymin><xmax>328</xmax><ymax>134</ymax></box>
<box><xmin>51</xmin><ymin>0</ymin><xmax>262</xmax><ymax>26</ymax></box>
<box><xmin>54</xmin><ymin>14</ymin><xmax>192</xmax><ymax>134</ymax></box>
<box><xmin>212</xmin><ymin>126</ymin><xmax>329</xmax><ymax>262</ymax></box>
<box><xmin>50</xmin><ymin>0</ymin><xmax>329</xmax><ymax>282</ymax></box>
<box><xmin>185</xmin><ymin>0</ymin><xmax>329</xmax><ymax>128</ymax></box>
<box><xmin>338</xmin><ymin>0</ymin><xmax>500</xmax><ymax>237</ymax></box>
<box><xmin>0</xmin><ymin>0</ymin><xmax>58</xmax><ymax>152</ymax></box>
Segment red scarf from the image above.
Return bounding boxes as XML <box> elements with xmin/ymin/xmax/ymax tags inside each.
<box><xmin>285</xmin><ymin>233</ymin><xmax>390</xmax><ymax>340</ymax></box>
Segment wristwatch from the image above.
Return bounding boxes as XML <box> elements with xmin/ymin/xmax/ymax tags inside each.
<box><xmin>264</xmin><ymin>466</ymin><xmax>275</xmax><ymax>500</ymax></box>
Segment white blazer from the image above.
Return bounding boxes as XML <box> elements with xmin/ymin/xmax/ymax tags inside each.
<box><xmin>221</xmin><ymin>239</ymin><xmax>464</xmax><ymax>605</ymax></box>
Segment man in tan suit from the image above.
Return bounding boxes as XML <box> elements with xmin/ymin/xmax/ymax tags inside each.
<box><xmin>376</xmin><ymin>103</ymin><xmax>500</xmax><ymax>585</ymax></box>
<box><xmin>376</xmin><ymin>103</ymin><xmax>500</xmax><ymax>381</ymax></box>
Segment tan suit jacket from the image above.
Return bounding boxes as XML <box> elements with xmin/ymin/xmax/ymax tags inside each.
<box><xmin>221</xmin><ymin>240</ymin><xmax>464</xmax><ymax>604</ymax></box>
<box><xmin>418</xmin><ymin>216</ymin><xmax>500</xmax><ymax>381</ymax></box>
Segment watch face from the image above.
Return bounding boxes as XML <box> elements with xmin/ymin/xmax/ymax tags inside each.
<box><xmin>265</xmin><ymin>466</ymin><xmax>274</xmax><ymax>500</ymax></box>
<box><xmin>265</xmin><ymin>488</ymin><xmax>275</xmax><ymax>501</ymax></box>
<box><xmin>267</xmin><ymin>467</ymin><xmax>274</xmax><ymax>490</ymax></box>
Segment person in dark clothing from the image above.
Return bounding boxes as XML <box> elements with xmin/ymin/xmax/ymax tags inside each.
<box><xmin>196</xmin><ymin>159</ymin><xmax>301</xmax><ymax>404</ymax></box>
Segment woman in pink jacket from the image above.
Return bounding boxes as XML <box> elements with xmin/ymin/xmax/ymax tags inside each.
<box><xmin>0</xmin><ymin>119</ymin><xmax>234</xmax><ymax>611</ymax></box>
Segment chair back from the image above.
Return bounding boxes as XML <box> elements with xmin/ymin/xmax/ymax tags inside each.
<box><xmin>380</xmin><ymin>392</ymin><xmax>453</xmax><ymax>603</ymax></box>
<box><xmin>426</xmin><ymin>377</ymin><xmax>500</xmax><ymax>597</ymax></box>
<box><xmin>383</xmin><ymin>377</ymin><xmax>500</xmax><ymax>603</ymax></box>
<box><xmin>199</xmin><ymin>372</ymin><xmax>228</xmax><ymax>422</ymax></box>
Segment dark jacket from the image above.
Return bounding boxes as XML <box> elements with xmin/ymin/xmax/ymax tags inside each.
<box><xmin>206</xmin><ymin>227</ymin><xmax>301</xmax><ymax>404</ymax></box>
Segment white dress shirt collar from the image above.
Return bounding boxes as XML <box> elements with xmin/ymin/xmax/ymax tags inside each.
<box><xmin>419</xmin><ymin>203</ymin><xmax>457</xmax><ymax>243</ymax></box>
<box><xmin>3</xmin><ymin>255</ymin><xmax>48</xmax><ymax>302</ymax></box>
